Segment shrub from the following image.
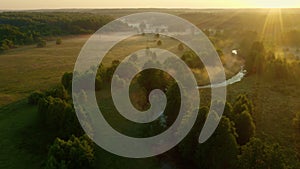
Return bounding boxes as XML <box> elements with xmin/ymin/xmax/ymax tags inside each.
<box><xmin>36</xmin><ymin>39</ymin><xmax>46</xmax><ymax>48</ymax></box>
<box><xmin>178</xmin><ymin>43</ymin><xmax>184</xmax><ymax>51</ymax></box>
<box><xmin>0</xmin><ymin>46</ymin><xmax>5</xmax><ymax>53</ymax></box>
<box><xmin>157</xmin><ymin>40</ymin><xmax>162</xmax><ymax>46</ymax></box>
<box><xmin>1</xmin><ymin>39</ymin><xmax>14</xmax><ymax>49</ymax></box>
<box><xmin>293</xmin><ymin>112</ymin><xmax>300</xmax><ymax>130</ymax></box>
<box><xmin>0</xmin><ymin>39</ymin><xmax>14</xmax><ymax>52</ymax></box>
<box><xmin>56</xmin><ymin>38</ymin><xmax>62</xmax><ymax>45</ymax></box>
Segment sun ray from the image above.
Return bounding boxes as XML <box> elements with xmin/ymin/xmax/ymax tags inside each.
<box><xmin>260</xmin><ymin>9</ymin><xmax>285</xmax><ymax>49</ymax></box>
<box><xmin>260</xmin><ymin>10</ymin><xmax>272</xmax><ymax>42</ymax></box>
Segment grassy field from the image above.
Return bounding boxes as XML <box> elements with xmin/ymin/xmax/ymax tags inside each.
<box><xmin>0</xmin><ymin>100</ymin><xmax>43</xmax><ymax>169</ymax></box>
<box><xmin>0</xmin><ymin>35</ymin><xmax>90</xmax><ymax>106</ymax></box>
<box><xmin>0</xmin><ymin>34</ymin><xmax>241</xmax><ymax>106</ymax></box>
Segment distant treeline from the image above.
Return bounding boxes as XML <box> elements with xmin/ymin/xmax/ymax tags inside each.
<box><xmin>0</xmin><ymin>12</ymin><xmax>114</xmax><ymax>51</ymax></box>
<box><xmin>284</xmin><ymin>30</ymin><xmax>300</xmax><ymax>46</ymax></box>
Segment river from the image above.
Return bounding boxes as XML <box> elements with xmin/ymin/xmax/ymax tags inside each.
<box><xmin>197</xmin><ymin>67</ymin><xmax>247</xmax><ymax>89</ymax></box>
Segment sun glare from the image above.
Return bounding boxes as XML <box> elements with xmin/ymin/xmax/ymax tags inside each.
<box><xmin>260</xmin><ymin>8</ymin><xmax>284</xmax><ymax>48</ymax></box>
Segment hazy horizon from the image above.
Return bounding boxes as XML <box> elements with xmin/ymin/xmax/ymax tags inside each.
<box><xmin>1</xmin><ymin>0</ymin><xmax>300</xmax><ymax>10</ymax></box>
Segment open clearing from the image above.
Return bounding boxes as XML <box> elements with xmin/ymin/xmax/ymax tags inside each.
<box><xmin>0</xmin><ymin>35</ymin><xmax>89</xmax><ymax>106</ymax></box>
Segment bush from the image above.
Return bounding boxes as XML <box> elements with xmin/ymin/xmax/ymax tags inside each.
<box><xmin>1</xmin><ymin>39</ymin><xmax>14</xmax><ymax>49</ymax></box>
<box><xmin>0</xmin><ymin>39</ymin><xmax>14</xmax><ymax>52</ymax></box>
<box><xmin>56</xmin><ymin>38</ymin><xmax>62</xmax><ymax>45</ymax></box>
<box><xmin>178</xmin><ymin>43</ymin><xmax>184</xmax><ymax>51</ymax></box>
<box><xmin>0</xmin><ymin>46</ymin><xmax>5</xmax><ymax>53</ymax></box>
<box><xmin>157</xmin><ymin>40</ymin><xmax>162</xmax><ymax>46</ymax></box>
<box><xmin>36</xmin><ymin>39</ymin><xmax>46</xmax><ymax>48</ymax></box>
<box><xmin>293</xmin><ymin>112</ymin><xmax>300</xmax><ymax>130</ymax></box>
<box><xmin>28</xmin><ymin>91</ymin><xmax>44</xmax><ymax>105</ymax></box>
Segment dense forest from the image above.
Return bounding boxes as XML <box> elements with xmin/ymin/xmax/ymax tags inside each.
<box><xmin>0</xmin><ymin>12</ymin><xmax>113</xmax><ymax>52</ymax></box>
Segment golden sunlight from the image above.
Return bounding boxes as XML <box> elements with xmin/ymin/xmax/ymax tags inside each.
<box><xmin>260</xmin><ymin>9</ymin><xmax>284</xmax><ymax>47</ymax></box>
<box><xmin>251</xmin><ymin>0</ymin><xmax>300</xmax><ymax>8</ymax></box>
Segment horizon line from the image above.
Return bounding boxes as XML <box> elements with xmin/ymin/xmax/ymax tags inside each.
<box><xmin>1</xmin><ymin>7</ymin><xmax>300</xmax><ymax>11</ymax></box>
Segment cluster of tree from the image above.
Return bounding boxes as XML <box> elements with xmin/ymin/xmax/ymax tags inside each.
<box><xmin>0</xmin><ymin>24</ymin><xmax>37</xmax><ymax>51</ymax></box>
<box><xmin>45</xmin><ymin>135</ymin><xmax>94</xmax><ymax>169</ymax></box>
<box><xmin>62</xmin><ymin>60</ymin><xmax>133</xmax><ymax>95</ymax></box>
<box><xmin>37</xmin><ymin>95</ymin><xmax>84</xmax><ymax>138</ymax></box>
<box><xmin>28</xmin><ymin>90</ymin><xmax>45</xmax><ymax>105</ymax></box>
<box><xmin>237</xmin><ymin>138</ymin><xmax>299</xmax><ymax>169</ymax></box>
<box><xmin>0</xmin><ymin>12</ymin><xmax>113</xmax><ymax>52</ymax></box>
<box><xmin>265</xmin><ymin>58</ymin><xmax>290</xmax><ymax>79</ymax></box>
<box><xmin>28</xmin><ymin>84</ymin><xmax>84</xmax><ymax>138</ymax></box>
<box><xmin>283</xmin><ymin>30</ymin><xmax>300</xmax><ymax>46</ymax></box>
<box><xmin>28</xmin><ymin>74</ymin><xmax>94</xmax><ymax>169</ymax></box>
<box><xmin>173</xmin><ymin>93</ymin><xmax>296</xmax><ymax>169</ymax></box>
<box><xmin>30</xmin><ymin>59</ymin><xmax>166</xmax><ymax>168</ymax></box>
<box><xmin>26</xmin><ymin>58</ymin><xmax>300</xmax><ymax>169</ymax></box>
<box><xmin>61</xmin><ymin>72</ymin><xmax>73</xmax><ymax>92</ymax></box>
<box><xmin>27</xmin><ymin>61</ymin><xmax>300</xmax><ymax>169</ymax></box>
<box><xmin>28</xmin><ymin>85</ymin><xmax>68</xmax><ymax>105</ymax></box>
<box><xmin>137</xmin><ymin>67</ymin><xmax>171</xmax><ymax>96</ymax></box>
<box><xmin>242</xmin><ymin>41</ymin><xmax>299</xmax><ymax>81</ymax></box>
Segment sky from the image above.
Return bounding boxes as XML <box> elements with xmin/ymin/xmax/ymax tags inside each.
<box><xmin>1</xmin><ymin>0</ymin><xmax>300</xmax><ymax>10</ymax></box>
